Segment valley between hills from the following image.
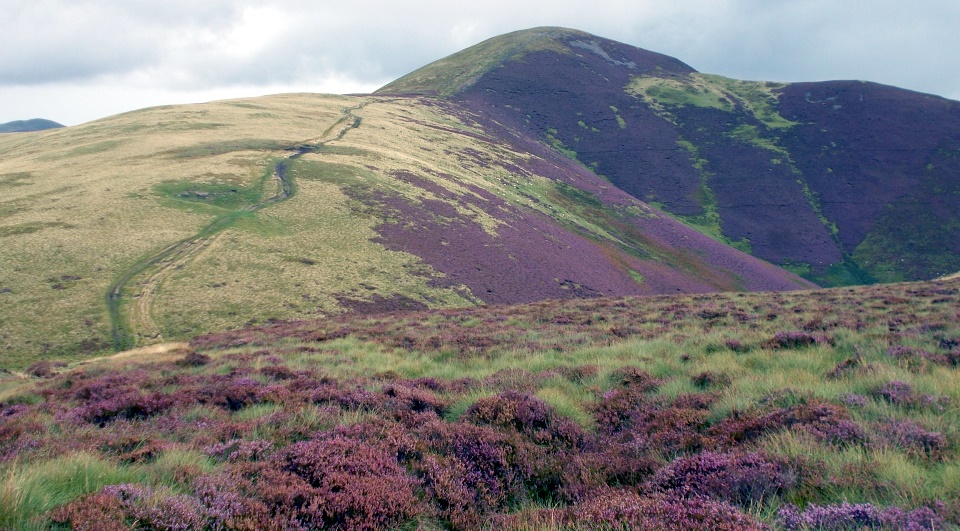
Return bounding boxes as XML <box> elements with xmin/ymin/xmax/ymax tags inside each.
<box><xmin>0</xmin><ymin>26</ymin><xmax>958</xmax><ymax>530</ymax></box>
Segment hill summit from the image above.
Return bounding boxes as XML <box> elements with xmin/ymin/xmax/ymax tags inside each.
<box><xmin>378</xmin><ymin>27</ymin><xmax>693</xmax><ymax>96</ymax></box>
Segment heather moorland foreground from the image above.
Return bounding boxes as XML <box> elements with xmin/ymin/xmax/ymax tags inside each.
<box><xmin>1</xmin><ymin>276</ymin><xmax>958</xmax><ymax>529</ymax></box>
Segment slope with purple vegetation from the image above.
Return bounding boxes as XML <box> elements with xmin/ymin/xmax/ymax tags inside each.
<box><xmin>336</xmin><ymin>97</ymin><xmax>813</xmax><ymax>313</ymax></box>
<box><xmin>776</xmin><ymin>81</ymin><xmax>960</xmax><ymax>282</ymax></box>
<box><xmin>378</xmin><ymin>27</ymin><xmax>960</xmax><ymax>285</ymax></box>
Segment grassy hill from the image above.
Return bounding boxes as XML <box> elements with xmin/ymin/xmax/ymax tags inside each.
<box><xmin>0</xmin><ymin>275</ymin><xmax>957</xmax><ymax>529</ymax></box>
<box><xmin>379</xmin><ymin>27</ymin><xmax>960</xmax><ymax>286</ymax></box>
<box><xmin>0</xmin><ymin>93</ymin><xmax>809</xmax><ymax>367</ymax></box>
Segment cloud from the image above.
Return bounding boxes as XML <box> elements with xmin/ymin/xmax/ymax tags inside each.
<box><xmin>1</xmin><ymin>0</ymin><xmax>958</xmax><ymax>124</ymax></box>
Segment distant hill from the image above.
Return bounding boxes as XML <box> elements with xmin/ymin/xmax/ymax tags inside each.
<box><xmin>379</xmin><ymin>27</ymin><xmax>960</xmax><ymax>286</ymax></box>
<box><xmin>0</xmin><ymin>118</ymin><xmax>64</xmax><ymax>133</ymax></box>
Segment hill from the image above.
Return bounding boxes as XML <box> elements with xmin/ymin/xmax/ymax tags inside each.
<box><xmin>379</xmin><ymin>27</ymin><xmax>960</xmax><ymax>286</ymax></box>
<box><xmin>0</xmin><ymin>118</ymin><xmax>64</xmax><ymax>133</ymax></box>
<box><xmin>0</xmin><ymin>93</ymin><xmax>809</xmax><ymax>367</ymax></box>
<box><xmin>0</xmin><ymin>275</ymin><xmax>957</xmax><ymax>529</ymax></box>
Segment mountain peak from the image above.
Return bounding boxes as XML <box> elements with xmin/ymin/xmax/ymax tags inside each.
<box><xmin>376</xmin><ymin>27</ymin><xmax>693</xmax><ymax>96</ymax></box>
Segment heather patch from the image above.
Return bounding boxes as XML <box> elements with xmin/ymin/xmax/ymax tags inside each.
<box><xmin>778</xmin><ymin>501</ymin><xmax>944</xmax><ymax>530</ymax></box>
<box><xmin>648</xmin><ymin>451</ymin><xmax>796</xmax><ymax>506</ymax></box>
<box><xmin>565</xmin><ymin>489</ymin><xmax>767</xmax><ymax>530</ymax></box>
<box><xmin>279</xmin><ymin>437</ymin><xmax>424</xmax><ymax>530</ymax></box>
<box><xmin>875</xmin><ymin>419</ymin><xmax>949</xmax><ymax>461</ymax></box>
<box><xmin>0</xmin><ymin>277</ymin><xmax>958</xmax><ymax>528</ymax></box>
<box><xmin>709</xmin><ymin>401</ymin><xmax>865</xmax><ymax>448</ymax></box>
<box><xmin>872</xmin><ymin>380</ymin><xmax>951</xmax><ymax>411</ymax></box>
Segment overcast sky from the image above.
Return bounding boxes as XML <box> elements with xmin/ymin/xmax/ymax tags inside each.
<box><xmin>2</xmin><ymin>0</ymin><xmax>958</xmax><ymax>126</ymax></box>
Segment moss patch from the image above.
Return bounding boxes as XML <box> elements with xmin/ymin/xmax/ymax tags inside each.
<box><xmin>854</xmin><ymin>200</ymin><xmax>960</xmax><ymax>282</ymax></box>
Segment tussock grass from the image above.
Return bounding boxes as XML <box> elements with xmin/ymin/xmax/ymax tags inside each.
<box><xmin>0</xmin><ymin>453</ymin><xmax>147</xmax><ymax>528</ymax></box>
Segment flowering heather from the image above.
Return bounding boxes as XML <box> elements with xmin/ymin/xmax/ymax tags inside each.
<box><xmin>0</xmin><ymin>405</ymin><xmax>41</xmax><ymax>462</ymax></box>
<box><xmin>568</xmin><ymin>489</ymin><xmax>766</xmax><ymax>530</ymax></box>
<box><xmin>192</xmin><ymin>375</ymin><xmax>289</xmax><ymax>411</ymax></box>
<box><xmin>778</xmin><ymin>501</ymin><xmax>944</xmax><ymax>530</ymax></box>
<box><xmin>24</xmin><ymin>360</ymin><xmax>67</xmax><ymax>378</ymax></box>
<box><xmin>464</xmin><ymin>391</ymin><xmax>584</xmax><ymax>448</ymax></box>
<box><xmin>558</xmin><ymin>445</ymin><xmax>659</xmax><ymax>501</ymax></box>
<box><xmin>415</xmin><ymin>420</ymin><xmax>540</xmax><ymax>511</ymax></box>
<box><xmin>710</xmin><ymin>401</ymin><xmax>864</xmax><ymax>447</ymax></box>
<box><xmin>1</xmin><ymin>276</ymin><xmax>958</xmax><ymax>529</ymax></box>
<box><xmin>279</xmin><ymin>437</ymin><xmax>423</xmax><ymax>530</ymax></box>
<box><xmin>839</xmin><ymin>393</ymin><xmax>869</xmax><ymax>407</ymax></box>
<box><xmin>309</xmin><ymin>382</ymin><xmax>382</xmax><ymax>411</ymax></box>
<box><xmin>49</xmin><ymin>492</ymin><xmax>129</xmax><ymax>531</ymax></box>
<box><xmin>64</xmin><ymin>390</ymin><xmax>174</xmax><ymax>427</ymax></box>
<box><xmin>102</xmin><ymin>484</ymin><xmax>207</xmax><ymax>531</ymax></box>
<box><xmin>420</xmin><ymin>453</ymin><xmax>489</xmax><ymax>528</ymax></box>
<box><xmin>204</xmin><ymin>439</ymin><xmax>274</xmax><ymax>462</ymax></box>
<box><xmin>381</xmin><ymin>383</ymin><xmax>448</xmax><ymax>417</ymax></box>
<box><xmin>876</xmin><ymin>419</ymin><xmax>948</xmax><ymax>460</ymax></box>
<box><xmin>174</xmin><ymin>349</ymin><xmax>211</xmax><ymax>367</ymax></box>
<box><xmin>593</xmin><ymin>390</ymin><xmax>713</xmax><ymax>457</ymax></box>
<box><xmin>649</xmin><ymin>451</ymin><xmax>795</xmax><ymax>506</ymax></box>
<box><xmin>873</xmin><ymin>380</ymin><xmax>951</xmax><ymax>411</ymax></box>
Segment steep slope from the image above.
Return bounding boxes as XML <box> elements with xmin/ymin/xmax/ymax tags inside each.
<box><xmin>0</xmin><ymin>93</ymin><xmax>810</xmax><ymax>367</ymax></box>
<box><xmin>379</xmin><ymin>27</ymin><xmax>960</xmax><ymax>285</ymax></box>
<box><xmin>0</xmin><ymin>118</ymin><xmax>64</xmax><ymax>133</ymax></box>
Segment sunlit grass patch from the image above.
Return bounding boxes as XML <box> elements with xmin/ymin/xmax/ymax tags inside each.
<box><xmin>232</xmin><ymin>402</ymin><xmax>283</xmax><ymax>422</ymax></box>
<box><xmin>142</xmin><ymin>449</ymin><xmax>216</xmax><ymax>489</ymax></box>
<box><xmin>535</xmin><ymin>384</ymin><xmax>593</xmax><ymax>429</ymax></box>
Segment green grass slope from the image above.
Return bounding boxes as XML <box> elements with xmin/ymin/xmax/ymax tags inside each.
<box><xmin>0</xmin><ymin>92</ymin><xmax>810</xmax><ymax>368</ymax></box>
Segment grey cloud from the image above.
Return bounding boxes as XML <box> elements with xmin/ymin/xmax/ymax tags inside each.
<box><xmin>1</xmin><ymin>0</ymin><xmax>958</xmax><ymax>124</ymax></box>
<box><xmin>618</xmin><ymin>0</ymin><xmax>960</xmax><ymax>97</ymax></box>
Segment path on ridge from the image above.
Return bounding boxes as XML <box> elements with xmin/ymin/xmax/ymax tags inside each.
<box><xmin>107</xmin><ymin>101</ymin><xmax>370</xmax><ymax>351</ymax></box>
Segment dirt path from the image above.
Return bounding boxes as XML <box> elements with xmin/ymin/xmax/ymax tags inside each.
<box><xmin>107</xmin><ymin>101</ymin><xmax>370</xmax><ymax>350</ymax></box>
